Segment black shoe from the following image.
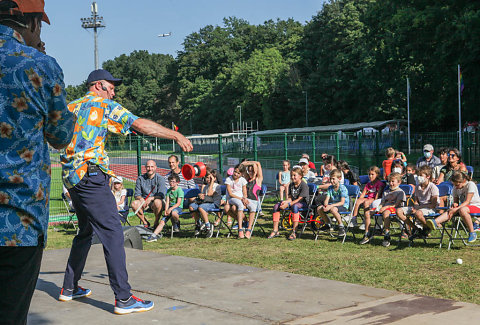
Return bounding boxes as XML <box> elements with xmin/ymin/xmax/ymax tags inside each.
<box><xmin>359</xmin><ymin>235</ymin><xmax>370</xmax><ymax>245</ymax></box>
<box><xmin>204</xmin><ymin>224</ymin><xmax>214</xmax><ymax>238</ymax></box>
<box><xmin>382</xmin><ymin>233</ymin><xmax>391</xmax><ymax>247</ymax></box>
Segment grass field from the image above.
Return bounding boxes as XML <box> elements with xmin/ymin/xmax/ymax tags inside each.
<box><xmin>47</xmin><ymin>198</ymin><xmax>480</xmax><ymax>306</ymax></box>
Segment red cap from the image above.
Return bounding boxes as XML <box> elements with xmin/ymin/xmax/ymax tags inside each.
<box><xmin>2</xmin><ymin>0</ymin><xmax>50</xmax><ymax>24</ymax></box>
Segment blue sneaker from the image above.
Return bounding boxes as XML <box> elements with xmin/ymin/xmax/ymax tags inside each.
<box><xmin>468</xmin><ymin>232</ymin><xmax>477</xmax><ymax>243</ymax></box>
<box><xmin>59</xmin><ymin>286</ymin><xmax>92</xmax><ymax>301</ymax></box>
<box><xmin>232</xmin><ymin>224</ymin><xmax>238</xmax><ymax>230</ymax></box>
<box><xmin>114</xmin><ymin>295</ymin><xmax>154</xmax><ymax>315</ymax></box>
<box><xmin>426</xmin><ymin>219</ymin><xmax>438</xmax><ymax>231</ymax></box>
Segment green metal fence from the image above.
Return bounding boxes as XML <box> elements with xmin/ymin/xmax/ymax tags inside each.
<box><xmin>49</xmin><ymin>130</ymin><xmax>478</xmax><ymax>222</ymax></box>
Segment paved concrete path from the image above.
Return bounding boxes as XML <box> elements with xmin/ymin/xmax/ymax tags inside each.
<box><xmin>28</xmin><ymin>245</ymin><xmax>480</xmax><ymax>324</ymax></box>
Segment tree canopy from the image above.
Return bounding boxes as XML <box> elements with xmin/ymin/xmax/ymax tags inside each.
<box><xmin>66</xmin><ymin>1</ymin><xmax>480</xmax><ymax>134</ymax></box>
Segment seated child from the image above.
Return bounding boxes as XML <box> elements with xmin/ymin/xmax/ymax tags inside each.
<box><xmin>382</xmin><ymin>147</ymin><xmax>396</xmax><ymax>180</ymax></box>
<box><xmin>338</xmin><ymin>160</ymin><xmax>359</xmax><ymax>185</ymax></box>
<box><xmin>359</xmin><ymin>172</ymin><xmax>406</xmax><ymax>247</ymax></box>
<box><xmin>426</xmin><ymin>171</ymin><xmax>480</xmax><ymax>243</ymax></box>
<box><xmin>111</xmin><ymin>176</ymin><xmax>127</xmax><ymax>211</ymax></box>
<box><xmin>395</xmin><ymin>150</ymin><xmax>407</xmax><ymax>167</ymax></box>
<box><xmin>224</xmin><ymin>164</ymin><xmax>248</xmax><ymax>238</ymax></box>
<box><xmin>392</xmin><ymin>159</ymin><xmax>416</xmax><ymax>193</ymax></box>
<box><xmin>351</xmin><ymin>166</ymin><xmax>384</xmax><ymax>227</ymax></box>
<box><xmin>396</xmin><ymin>165</ymin><xmax>439</xmax><ymax>240</ymax></box>
<box><xmin>316</xmin><ymin>169</ymin><xmax>350</xmax><ymax>237</ymax></box>
<box><xmin>146</xmin><ymin>173</ymin><xmax>184</xmax><ymax>242</ymax></box>
<box><xmin>189</xmin><ymin>168</ymin><xmax>222</xmax><ymax>237</ymax></box>
<box><xmin>268</xmin><ymin>167</ymin><xmax>309</xmax><ymax>240</ymax></box>
<box><xmin>278</xmin><ymin>160</ymin><xmax>291</xmax><ymax>200</ymax></box>
<box><xmin>242</xmin><ymin>160</ymin><xmax>264</xmax><ymax>239</ymax></box>
<box><xmin>214</xmin><ymin>167</ymin><xmax>234</xmax><ymax>227</ymax></box>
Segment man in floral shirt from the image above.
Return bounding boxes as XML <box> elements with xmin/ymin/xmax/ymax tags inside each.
<box><xmin>0</xmin><ymin>1</ymin><xmax>75</xmax><ymax>323</ymax></box>
<box><xmin>59</xmin><ymin>68</ymin><xmax>192</xmax><ymax>314</ymax></box>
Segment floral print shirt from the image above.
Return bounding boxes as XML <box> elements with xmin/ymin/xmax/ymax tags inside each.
<box><xmin>0</xmin><ymin>26</ymin><xmax>75</xmax><ymax>247</ymax></box>
<box><xmin>61</xmin><ymin>92</ymin><xmax>138</xmax><ymax>189</ymax></box>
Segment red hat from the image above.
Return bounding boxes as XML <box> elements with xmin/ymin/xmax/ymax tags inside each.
<box><xmin>1</xmin><ymin>0</ymin><xmax>50</xmax><ymax>24</ymax></box>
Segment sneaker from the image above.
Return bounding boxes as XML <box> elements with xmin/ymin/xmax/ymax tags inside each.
<box><xmin>359</xmin><ymin>223</ymin><xmax>366</xmax><ymax>231</ymax></box>
<box><xmin>59</xmin><ymin>286</ymin><xmax>92</xmax><ymax>301</ymax></box>
<box><xmin>338</xmin><ymin>227</ymin><xmax>346</xmax><ymax>237</ymax></box>
<box><xmin>204</xmin><ymin>223</ymin><xmax>214</xmax><ymax>238</ymax></box>
<box><xmin>348</xmin><ymin>217</ymin><xmax>358</xmax><ymax>228</ymax></box>
<box><xmin>173</xmin><ymin>221</ymin><xmax>180</xmax><ymax>232</ymax></box>
<box><xmin>194</xmin><ymin>224</ymin><xmax>201</xmax><ymax>236</ymax></box>
<box><xmin>146</xmin><ymin>234</ymin><xmax>158</xmax><ymax>242</ymax></box>
<box><xmin>426</xmin><ymin>219</ymin><xmax>438</xmax><ymax>231</ymax></box>
<box><xmin>359</xmin><ymin>235</ymin><xmax>370</xmax><ymax>245</ymax></box>
<box><xmin>114</xmin><ymin>295</ymin><xmax>154</xmax><ymax>315</ymax></box>
<box><xmin>382</xmin><ymin>233</ymin><xmax>391</xmax><ymax>247</ymax></box>
<box><xmin>468</xmin><ymin>232</ymin><xmax>477</xmax><ymax>243</ymax></box>
<box><xmin>232</xmin><ymin>224</ymin><xmax>239</xmax><ymax>230</ymax></box>
<box><xmin>474</xmin><ymin>223</ymin><xmax>480</xmax><ymax>232</ymax></box>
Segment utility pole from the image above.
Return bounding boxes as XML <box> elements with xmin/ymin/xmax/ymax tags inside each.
<box><xmin>81</xmin><ymin>1</ymin><xmax>105</xmax><ymax>70</ymax></box>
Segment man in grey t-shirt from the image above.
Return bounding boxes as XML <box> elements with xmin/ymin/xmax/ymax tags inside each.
<box><xmin>131</xmin><ymin>160</ymin><xmax>166</xmax><ymax>227</ymax></box>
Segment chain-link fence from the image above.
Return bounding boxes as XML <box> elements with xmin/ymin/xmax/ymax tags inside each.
<box><xmin>49</xmin><ymin>130</ymin><xmax>478</xmax><ymax>222</ymax></box>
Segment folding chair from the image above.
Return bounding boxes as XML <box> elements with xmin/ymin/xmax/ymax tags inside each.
<box><xmin>61</xmin><ymin>192</ymin><xmax>77</xmax><ymax>230</ymax></box>
<box><xmin>248</xmin><ymin>184</ymin><xmax>268</xmax><ymax>236</ymax></box>
<box><xmin>118</xmin><ymin>188</ymin><xmax>134</xmax><ymax>226</ymax></box>
<box><xmin>466</xmin><ymin>166</ymin><xmax>474</xmax><ymax>179</ymax></box>
<box><xmin>447</xmin><ymin>183</ymin><xmax>480</xmax><ymax>249</ymax></box>
<box><xmin>310</xmin><ymin>185</ymin><xmax>360</xmax><ymax>243</ymax></box>
<box><xmin>408</xmin><ymin>183</ymin><xmax>453</xmax><ymax>248</ymax></box>
<box><xmin>280</xmin><ymin>183</ymin><xmax>316</xmax><ymax>238</ymax></box>
<box><xmin>371</xmin><ymin>184</ymin><xmax>414</xmax><ymax>246</ymax></box>
<box><xmin>359</xmin><ymin>175</ymin><xmax>369</xmax><ymax>185</ymax></box>
<box><xmin>169</xmin><ymin>188</ymin><xmax>200</xmax><ymax>238</ymax></box>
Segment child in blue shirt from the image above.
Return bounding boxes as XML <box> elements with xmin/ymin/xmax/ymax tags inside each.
<box><xmin>147</xmin><ymin>173</ymin><xmax>184</xmax><ymax>241</ymax></box>
<box><xmin>317</xmin><ymin>169</ymin><xmax>349</xmax><ymax>237</ymax></box>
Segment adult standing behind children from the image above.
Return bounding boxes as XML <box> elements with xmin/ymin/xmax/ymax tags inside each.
<box><xmin>416</xmin><ymin>144</ymin><xmax>441</xmax><ymax>169</ymax></box>
<box><xmin>0</xmin><ymin>1</ymin><xmax>75</xmax><ymax>323</ymax></box>
<box><xmin>59</xmin><ymin>69</ymin><xmax>192</xmax><ymax>315</ymax></box>
<box><xmin>131</xmin><ymin>159</ymin><xmax>166</xmax><ymax>228</ymax></box>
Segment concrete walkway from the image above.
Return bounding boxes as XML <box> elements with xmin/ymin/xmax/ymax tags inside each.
<box><xmin>29</xmin><ymin>245</ymin><xmax>480</xmax><ymax>324</ymax></box>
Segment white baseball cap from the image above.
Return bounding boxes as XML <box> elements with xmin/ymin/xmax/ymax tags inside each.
<box><xmin>299</xmin><ymin>158</ymin><xmax>309</xmax><ymax>165</ymax></box>
<box><xmin>113</xmin><ymin>176</ymin><xmax>123</xmax><ymax>183</ymax></box>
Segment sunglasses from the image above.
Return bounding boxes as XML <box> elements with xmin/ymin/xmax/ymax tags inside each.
<box><xmin>448</xmin><ymin>153</ymin><xmax>457</xmax><ymax>158</ymax></box>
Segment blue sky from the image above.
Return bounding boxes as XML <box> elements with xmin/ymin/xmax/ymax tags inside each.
<box><xmin>42</xmin><ymin>0</ymin><xmax>323</xmax><ymax>86</ymax></box>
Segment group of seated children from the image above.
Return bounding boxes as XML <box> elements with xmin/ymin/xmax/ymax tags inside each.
<box><xmin>269</xmin><ymin>149</ymin><xmax>478</xmax><ymax>246</ymax></box>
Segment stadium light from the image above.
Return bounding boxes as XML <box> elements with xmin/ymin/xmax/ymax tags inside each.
<box><xmin>81</xmin><ymin>1</ymin><xmax>105</xmax><ymax>69</ymax></box>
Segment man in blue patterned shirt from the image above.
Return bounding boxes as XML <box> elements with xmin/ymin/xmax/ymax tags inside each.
<box><xmin>0</xmin><ymin>1</ymin><xmax>75</xmax><ymax>323</ymax></box>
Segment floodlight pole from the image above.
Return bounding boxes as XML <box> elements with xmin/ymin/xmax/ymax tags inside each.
<box><xmin>81</xmin><ymin>1</ymin><xmax>105</xmax><ymax>69</ymax></box>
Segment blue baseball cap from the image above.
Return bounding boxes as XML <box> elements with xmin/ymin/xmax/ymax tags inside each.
<box><xmin>86</xmin><ymin>69</ymin><xmax>122</xmax><ymax>86</ymax></box>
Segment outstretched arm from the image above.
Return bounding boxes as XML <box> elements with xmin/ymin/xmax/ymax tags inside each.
<box><xmin>132</xmin><ymin>118</ymin><xmax>193</xmax><ymax>152</ymax></box>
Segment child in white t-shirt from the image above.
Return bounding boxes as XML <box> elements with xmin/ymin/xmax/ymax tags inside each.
<box><xmin>225</xmin><ymin>164</ymin><xmax>248</xmax><ymax>238</ymax></box>
<box><xmin>427</xmin><ymin>171</ymin><xmax>480</xmax><ymax>243</ymax></box>
<box><xmin>111</xmin><ymin>176</ymin><xmax>127</xmax><ymax>211</ymax></box>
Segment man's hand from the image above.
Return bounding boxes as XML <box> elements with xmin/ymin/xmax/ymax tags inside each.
<box><xmin>174</xmin><ymin>133</ymin><xmax>193</xmax><ymax>152</ymax></box>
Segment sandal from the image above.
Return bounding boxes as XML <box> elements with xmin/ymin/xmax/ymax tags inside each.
<box><xmin>288</xmin><ymin>231</ymin><xmax>296</xmax><ymax>241</ymax></box>
<box><xmin>213</xmin><ymin>220</ymin><xmax>221</xmax><ymax>227</ymax></box>
<box><xmin>267</xmin><ymin>231</ymin><xmax>280</xmax><ymax>239</ymax></box>
<box><xmin>245</xmin><ymin>229</ymin><xmax>252</xmax><ymax>239</ymax></box>
<box><xmin>238</xmin><ymin>228</ymin><xmax>245</xmax><ymax>239</ymax></box>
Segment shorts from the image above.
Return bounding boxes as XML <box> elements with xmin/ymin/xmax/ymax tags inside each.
<box><xmin>400</xmin><ymin>207</ymin><xmax>436</xmax><ymax>216</ymax></box>
<box><xmin>370</xmin><ymin>199</ymin><xmax>381</xmax><ymax>210</ymax></box>
<box><xmin>245</xmin><ymin>199</ymin><xmax>259</xmax><ymax>212</ymax></box>
<box><xmin>322</xmin><ymin>205</ymin><xmax>348</xmax><ymax>213</ymax></box>
<box><xmin>161</xmin><ymin>207</ymin><xmax>183</xmax><ymax>222</ymax></box>
<box><xmin>189</xmin><ymin>202</ymin><xmax>219</xmax><ymax>212</ymax></box>
<box><xmin>467</xmin><ymin>205</ymin><xmax>480</xmax><ymax>214</ymax></box>
<box><xmin>228</xmin><ymin>198</ymin><xmax>245</xmax><ymax>210</ymax></box>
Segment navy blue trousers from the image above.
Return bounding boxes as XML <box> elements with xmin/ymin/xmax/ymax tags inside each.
<box><xmin>62</xmin><ymin>171</ymin><xmax>131</xmax><ymax>300</ymax></box>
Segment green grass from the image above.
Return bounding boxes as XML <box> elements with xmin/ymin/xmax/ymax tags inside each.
<box><xmin>46</xmin><ymin>199</ymin><xmax>480</xmax><ymax>306</ymax></box>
